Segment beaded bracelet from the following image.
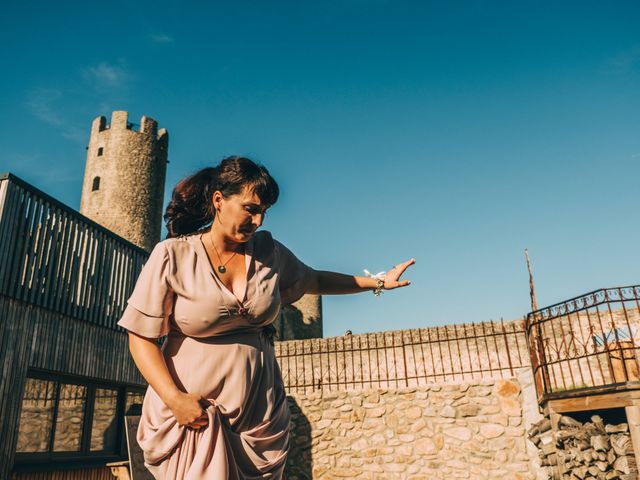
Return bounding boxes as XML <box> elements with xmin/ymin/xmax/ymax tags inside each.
<box><xmin>364</xmin><ymin>269</ymin><xmax>386</xmax><ymax>297</ymax></box>
<box><xmin>373</xmin><ymin>278</ymin><xmax>385</xmax><ymax>297</ymax></box>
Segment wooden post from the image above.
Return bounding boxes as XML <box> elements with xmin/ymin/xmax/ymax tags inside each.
<box><xmin>624</xmin><ymin>405</ymin><xmax>640</xmax><ymax>479</ymax></box>
<box><xmin>525</xmin><ymin>249</ymin><xmax>539</xmax><ymax>312</ymax></box>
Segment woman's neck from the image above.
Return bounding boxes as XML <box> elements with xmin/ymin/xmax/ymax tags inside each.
<box><xmin>207</xmin><ymin>225</ymin><xmax>244</xmax><ymax>254</ymax></box>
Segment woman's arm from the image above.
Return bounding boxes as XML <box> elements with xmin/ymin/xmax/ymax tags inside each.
<box><xmin>127</xmin><ymin>332</ymin><xmax>208</xmax><ymax>428</ymax></box>
<box><xmin>306</xmin><ymin>258</ymin><xmax>415</xmax><ymax>295</ymax></box>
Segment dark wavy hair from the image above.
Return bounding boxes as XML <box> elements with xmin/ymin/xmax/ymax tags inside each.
<box><xmin>164</xmin><ymin>156</ymin><xmax>279</xmax><ymax>238</ymax></box>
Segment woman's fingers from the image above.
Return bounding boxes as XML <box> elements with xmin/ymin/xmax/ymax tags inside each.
<box><xmin>390</xmin><ymin>259</ymin><xmax>415</xmax><ymax>276</ymax></box>
<box><xmin>188</xmin><ymin>415</ymin><xmax>209</xmax><ymax>429</ymax></box>
<box><xmin>384</xmin><ymin>259</ymin><xmax>415</xmax><ymax>290</ymax></box>
<box><xmin>399</xmin><ymin>258</ymin><xmax>416</xmax><ymax>273</ymax></box>
<box><xmin>386</xmin><ymin>259</ymin><xmax>415</xmax><ymax>281</ymax></box>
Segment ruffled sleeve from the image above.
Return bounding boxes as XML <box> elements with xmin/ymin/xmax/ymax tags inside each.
<box><xmin>117</xmin><ymin>241</ymin><xmax>173</xmax><ymax>338</ymax></box>
<box><xmin>274</xmin><ymin>239</ymin><xmax>313</xmax><ymax>305</ymax></box>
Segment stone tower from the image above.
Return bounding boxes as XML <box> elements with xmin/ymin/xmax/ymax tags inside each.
<box><xmin>80</xmin><ymin>111</ymin><xmax>168</xmax><ymax>252</ymax></box>
<box><xmin>275</xmin><ymin>294</ymin><xmax>323</xmax><ymax>340</ymax></box>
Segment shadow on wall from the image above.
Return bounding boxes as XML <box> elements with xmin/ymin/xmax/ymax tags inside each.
<box><xmin>285</xmin><ymin>396</ymin><xmax>312</xmax><ymax>479</ymax></box>
<box><xmin>275</xmin><ymin>299</ymin><xmax>323</xmax><ymax>340</ymax></box>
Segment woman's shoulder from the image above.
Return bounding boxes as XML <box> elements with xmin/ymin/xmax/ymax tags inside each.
<box><xmin>161</xmin><ymin>234</ymin><xmax>195</xmax><ymax>242</ymax></box>
<box><xmin>252</xmin><ymin>230</ymin><xmax>277</xmax><ymax>262</ymax></box>
<box><xmin>151</xmin><ymin>233</ymin><xmax>202</xmax><ymax>259</ymax></box>
<box><xmin>253</xmin><ymin>229</ymin><xmax>274</xmax><ymax>244</ymax></box>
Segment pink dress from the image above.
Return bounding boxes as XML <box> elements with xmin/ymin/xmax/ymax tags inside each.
<box><xmin>116</xmin><ymin>230</ymin><xmax>312</xmax><ymax>479</ymax></box>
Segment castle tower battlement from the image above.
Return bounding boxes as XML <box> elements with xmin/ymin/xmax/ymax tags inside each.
<box><xmin>80</xmin><ymin>111</ymin><xmax>169</xmax><ymax>252</ymax></box>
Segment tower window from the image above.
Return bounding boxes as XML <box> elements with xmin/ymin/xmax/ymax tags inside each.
<box><xmin>97</xmin><ymin>147</ymin><xmax>104</xmax><ymax>156</ymax></box>
<box><xmin>92</xmin><ymin>177</ymin><xmax>100</xmax><ymax>191</ymax></box>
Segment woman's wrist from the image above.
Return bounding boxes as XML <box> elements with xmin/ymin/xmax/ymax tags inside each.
<box><xmin>163</xmin><ymin>388</ymin><xmax>184</xmax><ymax>408</ymax></box>
<box><xmin>373</xmin><ymin>278</ymin><xmax>384</xmax><ymax>296</ymax></box>
<box><xmin>363</xmin><ymin>269</ymin><xmax>386</xmax><ymax>296</ymax></box>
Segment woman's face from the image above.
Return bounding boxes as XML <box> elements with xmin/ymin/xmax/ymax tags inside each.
<box><xmin>212</xmin><ymin>185</ymin><xmax>268</xmax><ymax>243</ymax></box>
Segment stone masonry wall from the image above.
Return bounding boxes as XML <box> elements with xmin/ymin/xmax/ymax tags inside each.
<box><xmin>285</xmin><ymin>373</ymin><xmax>544</xmax><ymax>480</ymax></box>
<box><xmin>80</xmin><ymin>111</ymin><xmax>168</xmax><ymax>252</ymax></box>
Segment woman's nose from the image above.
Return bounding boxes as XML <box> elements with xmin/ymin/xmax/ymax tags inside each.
<box><xmin>252</xmin><ymin>213</ymin><xmax>263</xmax><ymax>227</ymax></box>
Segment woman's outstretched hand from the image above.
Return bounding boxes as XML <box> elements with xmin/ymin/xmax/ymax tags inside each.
<box><xmin>383</xmin><ymin>258</ymin><xmax>416</xmax><ymax>290</ymax></box>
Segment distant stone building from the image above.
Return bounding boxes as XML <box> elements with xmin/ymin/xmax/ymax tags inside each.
<box><xmin>80</xmin><ymin>111</ymin><xmax>169</xmax><ymax>252</ymax></box>
<box><xmin>276</xmin><ymin>295</ymin><xmax>323</xmax><ymax>339</ymax></box>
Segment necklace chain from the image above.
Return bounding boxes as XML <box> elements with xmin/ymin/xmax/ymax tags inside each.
<box><xmin>206</xmin><ymin>233</ymin><xmax>240</xmax><ymax>274</ymax></box>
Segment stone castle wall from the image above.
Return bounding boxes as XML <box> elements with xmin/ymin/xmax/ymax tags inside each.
<box><xmin>275</xmin><ymin>294</ymin><xmax>324</xmax><ymax>340</ymax></box>
<box><xmin>285</xmin><ymin>370</ymin><xmax>545</xmax><ymax>479</ymax></box>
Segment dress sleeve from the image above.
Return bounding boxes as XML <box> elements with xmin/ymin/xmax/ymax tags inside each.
<box><xmin>117</xmin><ymin>241</ymin><xmax>172</xmax><ymax>338</ymax></box>
<box><xmin>274</xmin><ymin>239</ymin><xmax>313</xmax><ymax>305</ymax></box>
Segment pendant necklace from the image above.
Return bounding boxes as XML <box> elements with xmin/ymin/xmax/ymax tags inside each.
<box><xmin>207</xmin><ymin>233</ymin><xmax>240</xmax><ymax>274</ymax></box>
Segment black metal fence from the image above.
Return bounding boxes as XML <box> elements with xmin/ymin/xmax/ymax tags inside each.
<box><xmin>0</xmin><ymin>173</ymin><xmax>148</xmax><ymax>329</ymax></box>
<box><xmin>276</xmin><ymin>319</ymin><xmax>529</xmax><ymax>393</ymax></box>
<box><xmin>525</xmin><ymin>286</ymin><xmax>640</xmax><ymax>401</ymax></box>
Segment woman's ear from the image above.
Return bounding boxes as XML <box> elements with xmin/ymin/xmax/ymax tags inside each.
<box><xmin>212</xmin><ymin>191</ymin><xmax>223</xmax><ymax>212</ymax></box>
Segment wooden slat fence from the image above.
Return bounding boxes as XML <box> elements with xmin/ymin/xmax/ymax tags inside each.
<box><xmin>0</xmin><ymin>173</ymin><xmax>148</xmax><ymax>329</ymax></box>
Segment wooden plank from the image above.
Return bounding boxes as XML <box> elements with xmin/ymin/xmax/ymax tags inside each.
<box><xmin>87</xmin><ymin>230</ymin><xmax>101</xmax><ymax>325</ymax></box>
<box><xmin>112</xmin><ymin>245</ymin><xmax>126</xmax><ymax>324</ymax></box>
<box><xmin>21</xmin><ymin>199</ymin><xmax>44</xmax><ymax>303</ymax></box>
<box><xmin>100</xmin><ymin>235</ymin><xmax>115</xmax><ymax>328</ymax></box>
<box><xmin>70</xmin><ymin>222</ymin><xmax>88</xmax><ymax>320</ymax></box>
<box><xmin>81</xmin><ymin>227</ymin><xmax>97</xmax><ymax>318</ymax></box>
<box><xmin>7</xmin><ymin>190</ymin><xmax>33</xmax><ymax>298</ymax></box>
<box><xmin>547</xmin><ymin>389</ymin><xmax>640</xmax><ymax>413</ymax></box>
<box><xmin>53</xmin><ymin>214</ymin><xmax>75</xmax><ymax>315</ymax></box>
<box><xmin>12</xmin><ymin>466</ymin><xmax>114</xmax><ymax>479</ymax></box>
<box><xmin>32</xmin><ymin>207</ymin><xmax>54</xmax><ymax>307</ymax></box>
<box><xmin>75</xmin><ymin>227</ymin><xmax>91</xmax><ymax>320</ymax></box>
<box><xmin>0</xmin><ymin>183</ymin><xmax>23</xmax><ymax>295</ymax></box>
<box><xmin>63</xmin><ymin>218</ymin><xmax>82</xmax><ymax>318</ymax></box>
<box><xmin>624</xmin><ymin>405</ymin><xmax>640</xmax><ymax>478</ymax></box>
<box><xmin>96</xmin><ymin>233</ymin><xmax>113</xmax><ymax>328</ymax></box>
<box><xmin>0</xmin><ymin>178</ymin><xmax>9</xmax><ymax>224</ymax></box>
<box><xmin>52</xmin><ymin>212</ymin><xmax>75</xmax><ymax>313</ymax></box>
<box><xmin>0</xmin><ymin>180</ymin><xmax>17</xmax><ymax>292</ymax></box>
<box><xmin>86</xmin><ymin>230</ymin><xmax>98</xmax><ymax>325</ymax></box>
<box><xmin>64</xmin><ymin>221</ymin><xmax>82</xmax><ymax>319</ymax></box>
<box><xmin>43</xmin><ymin>207</ymin><xmax>63</xmax><ymax>311</ymax></box>
<box><xmin>27</xmin><ymin>200</ymin><xmax>51</xmax><ymax>306</ymax></box>
<box><xmin>17</xmin><ymin>195</ymin><xmax>44</xmax><ymax>302</ymax></box>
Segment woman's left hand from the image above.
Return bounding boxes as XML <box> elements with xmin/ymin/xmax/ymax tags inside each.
<box><xmin>383</xmin><ymin>259</ymin><xmax>416</xmax><ymax>290</ymax></box>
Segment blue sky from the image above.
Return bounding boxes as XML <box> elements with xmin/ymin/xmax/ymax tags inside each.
<box><xmin>1</xmin><ymin>1</ymin><xmax>639</xmax><ymax>337</ymax></box>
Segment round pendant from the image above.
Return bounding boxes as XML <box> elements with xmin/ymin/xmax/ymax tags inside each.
<box><xmin>218</xmin><ymin>265</ymin><xmax>226</xmax><ymax>274</ymax></box>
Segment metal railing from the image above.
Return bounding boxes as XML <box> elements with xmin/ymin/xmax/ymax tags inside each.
<box><xmin>525</xmin><ymin>286</ymin><xmax>640</xmax><ymax>402</ymax></box>
<box><xmin>0</xmin><ymin>173</ymin><xmax>148</xmax><ymax>329</ymax></box>
<box><xmin>276</xmin><ymin>319</ymin><xmax>529</xmax><ymax>393</ymax></box>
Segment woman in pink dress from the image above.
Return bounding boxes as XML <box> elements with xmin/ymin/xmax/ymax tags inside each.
<box><xmin>117</xmin><ymin>156</ymin><xmax>414</xmax><ymax>479</ymax></box>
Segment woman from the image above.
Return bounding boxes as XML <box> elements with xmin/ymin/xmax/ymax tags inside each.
<box><xmin>117</xmin><ymin>156</ymin><xmax>415</xmax><ymax>479</ymax></box>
